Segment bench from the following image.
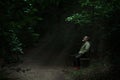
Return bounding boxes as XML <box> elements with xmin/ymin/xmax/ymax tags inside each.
<box><xmin>68</xmin><ymin>55</ymin><xmax>90</xmax><ymax>67</ymax></box>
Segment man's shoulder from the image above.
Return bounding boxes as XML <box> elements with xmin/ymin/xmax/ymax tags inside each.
<box><xmin>86</xmin><ymin>41</ymin><xmax>90</xmax><ymax>45</ymax></box>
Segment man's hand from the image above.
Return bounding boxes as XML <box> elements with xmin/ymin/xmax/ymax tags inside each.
<box><xmin>75</xmin><ymin>51</ymin><xmax>83</xmax><ymax>58</ymax></box>
<box><xmin>78</xmin><ymin>51</ymin><xmax>82</xmax><ymax>54</ymax></box>
<box><xmin>75</xmin><ymin>53</ymin><xmax>82</xmax><ymax>58</ymax></box>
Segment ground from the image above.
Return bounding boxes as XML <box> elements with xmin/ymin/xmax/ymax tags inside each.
<box><xmin>6</xmin><ymin>35</ymin><xmax>71</xmax><ymax>80</ymax></box>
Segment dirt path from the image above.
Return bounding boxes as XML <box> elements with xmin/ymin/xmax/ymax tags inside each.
<box><xmin>6</xmin><ymin>14</ymin><xmax>76</xmax><ymax>80</ymax></box>
<box><xmin>9</xmin><ymin>66</ymin><xmax>66</xmax><ymax>80</ymax></box>
<box><xmin>7</xmin><ymin>35</ymin><xmax>71</xmax><ymax>80</ymax></box>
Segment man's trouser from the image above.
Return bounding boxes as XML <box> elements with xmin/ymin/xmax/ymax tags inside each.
<box><xmin>73</xmin><ymin>52</ymin><xmax>89</xmax><ymax>67</ymax></box>
<box><xmin>73</xmin><ymin>56</ymin><xmax>80</xmax><ymax>67</ymax></box>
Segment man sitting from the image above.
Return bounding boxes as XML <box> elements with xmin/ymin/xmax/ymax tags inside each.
<box><xmin>74</xmin><ymin>36</ymin><xmax>91</xmax><ymax>69</ymax></box>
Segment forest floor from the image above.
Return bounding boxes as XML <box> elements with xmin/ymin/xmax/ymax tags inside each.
<box><xmin>2</xmin><ymin>9</ymin><xmax>78</xmax><ymax>80</ymax></box>
<box><xmin>5</xmin><ymin>35</ymin><xmax>72</xmax><ymax>80</ymax></box>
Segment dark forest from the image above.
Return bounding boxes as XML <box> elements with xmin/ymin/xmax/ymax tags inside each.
<box><xmin>0</xmin><ymin>0</ymin><xmax>120</xmax><ymax>80</ymax></box>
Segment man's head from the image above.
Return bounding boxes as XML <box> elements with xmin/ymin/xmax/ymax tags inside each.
<box><xmin>82</xmin><ymin>36</ymin><xmax>90</xmax><ymax>42</ymax></box>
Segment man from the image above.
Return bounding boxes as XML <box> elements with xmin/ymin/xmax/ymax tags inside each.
<box><xmin>74</xmin><ymin>36</ymin><xmax>91</xmax><ymax>69</ymax></box>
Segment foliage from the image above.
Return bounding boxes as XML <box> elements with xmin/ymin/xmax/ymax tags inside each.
<box><xmin>65</xmin><ymin>0</ymin><xmax>120</xmax><ymax>52</ymax></box>
<box><xmin>7</xmin><ymin>30</ymin><xmax>23</xmax><ymax>53</ymax></box>
<box><xmin>66</xmin><ymin>12</ymin><xmax>92</xmax><ymax>25</ymax></box>
<box><xmin>65</xmin><ymin>0</ymin><xmax>120</xmax><ymax>79</ymax></box>
<box><xmin>68</xmin><ymin>62</ymin><xmax>111</xmax><ymax>80</ymax></box>
<box><xmin>0</xmin><ymin>0</ymin><xmax>67</xmax><ymax>62</ymax></box>
<box><xmin>65</xmin><ymin>0</ymin><xmax>116</xmax><ymax>25</ymax></box>
<box><xmin>0</xmin><ymin>0</ymin><xmax>41</xmax><ymax>62</ymax></box>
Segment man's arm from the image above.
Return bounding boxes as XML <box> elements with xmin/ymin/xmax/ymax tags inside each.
<box><xmin>79</xmin><ymin>42</ymin><xmax>90</xmax><ymax>54</ymax></box>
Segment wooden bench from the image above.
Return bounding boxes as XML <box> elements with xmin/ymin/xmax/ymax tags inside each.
<box><xmin>68</xmin><ymin>55</ymin><xmax>90</xmax><ymax>67</ymax></box>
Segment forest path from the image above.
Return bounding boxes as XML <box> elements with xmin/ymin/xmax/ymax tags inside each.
<box><xmin>8</xmin><ymin>35</ymin><xmax>71</xmax><ymax>80</ymax></box>
<box><xmin>7</xmin><ymin>8</ymin><xmax>76</xmax><ymax>79</ymax></box>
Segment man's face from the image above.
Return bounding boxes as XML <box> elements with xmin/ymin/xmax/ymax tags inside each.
<box><xmin>82</xmin><ymin>36</ymin><xmax>88</xmax><ymax>42</ymax></box>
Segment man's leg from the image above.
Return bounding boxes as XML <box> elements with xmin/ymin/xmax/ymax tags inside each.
<box><xmin>76</xmin><ymin>57</ymin><xmax>80</xmax><ymax>67</ymax></box>
<box><xmin>73</xmin><ymin>56</ymin><xmax>80</xmax><ymax>69</ymax></box>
